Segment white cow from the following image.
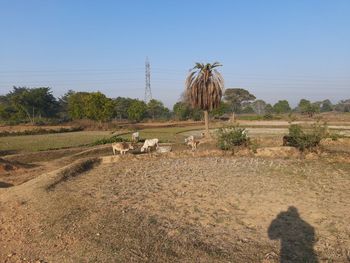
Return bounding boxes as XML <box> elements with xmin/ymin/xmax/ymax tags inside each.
<box><xmin>112</xmin><ymin>142</ymin><xmax>134</xmax><ymax>155</ymax></box>
<box><xmin>131</xmin><ymin>132</ymin><xmax>139</xmax><ymax>142</ymax></box>
<box><xmin>184</xmin><ymin>135</ymin><xmax>195</xmax><ymax>143</ymax></box>
<box><xmin>141</xmin><ymin>138</ymin><xmax>159</xmax><ymax>153</ymax></box>
<box><xmin>185</xmin><ymin>135</ymin><xmax>199</xmax><ymax>151</ymax></box>
<box><xmin>187</xmin><ymin>140</ymin><xmax>199</xmax><ymax>151</ymax></box>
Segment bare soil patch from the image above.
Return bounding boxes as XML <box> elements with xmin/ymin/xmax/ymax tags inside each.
<box><xmin>0</xmin><ymin>154</ymin><xmax>349</xmax><ymax>262</ymax></box>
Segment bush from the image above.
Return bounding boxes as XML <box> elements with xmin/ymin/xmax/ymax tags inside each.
<box><xmin>284</xmin><ymin>123</ymin><xmax>327</xmax><ymax>151</ymax></box>
<box><xmin>249</xmin><ymin>139</ymin><xmax>259</xmax><ymax>153</ymax></box>
<box><xmin>217</xmin><ymin>125</ymin><xmax>250</xmax><ymax>151</ymax></box>
<box><xmin>90</xmin><ymin>135</ymin><xmax>126</xmax><ymax>146</ymax></box>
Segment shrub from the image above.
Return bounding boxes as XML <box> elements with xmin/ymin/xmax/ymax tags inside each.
<box><xmin>217</xmin><ymin>125</ymin><xmax>250</xmax><ymax>151</ymax></box>
<box><xmin>249</xmin><ymin>139</ymin><xmax>259</xmax><ymax>153</ymax></box>
<box><xmin>284</xmin><ymin>123</ymin><xmax>327</xmax><ymax>151</ymax></box>
<box><xmin>90</xmin><ymin>135</ymin><xmax>126</xmax><ymax>146</ymax></box>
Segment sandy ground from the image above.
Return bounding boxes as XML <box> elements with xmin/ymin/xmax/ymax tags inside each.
<box><xmin>0</xmin><ymin>153</ymin><xmax>350</xmax><ymax>262</ymax></box>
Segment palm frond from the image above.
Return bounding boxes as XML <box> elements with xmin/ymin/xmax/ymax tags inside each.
<box><xmin>185</xmin><ymin>62</ymin><xmax>224</xmax><ymax>111</ymax></box>
<box><xmin>211</xmin><ymin>62</ymin><xmax>223</xmax><ymax>68</ymax></box>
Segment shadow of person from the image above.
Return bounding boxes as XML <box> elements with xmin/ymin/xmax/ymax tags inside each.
<box><xmin>268</xmin><ymin>206</ymin><xmax>318</xmax><ymax>263</ymax></box>
<box><xmin>0</xmin><ymin>181</ymin><xmax>13</xmax><ymax>188</ymax></box>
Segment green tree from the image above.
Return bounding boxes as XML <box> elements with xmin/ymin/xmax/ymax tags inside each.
<box><xmin>265</xmin><ymin>104</ymin><xmax>274</xmax><ymax>114</ymax></box>
<box><xmin>147</xmin><ymin>99</ymin><xmax>170</xmax><ymax>120</ymax></box>
<box><xmin>0</xmin><ymin>103</ymin><xmax>13</xmax><ymax>121</ymax></box>
<box><xmin>7</xmin><ymin>87</ymin><xmax>58</xmax><ymax>123</ymax></box>
<box><xmin>224</xmin><ymin>88</ymin><xmax>256</xmax><ymax>113</ymax></box>
<box><xmin>273</xmin><ymin>100</ymin><xmax>291</xmax><ymax>114</ymax></box>
<box><xmin>210</xmin><ymin>101</ymin><xmax>231</xmax><ymax>117</ymax></box>
<box><xmin>85</xmin><ymin>92</ymin><xmax>114</xmax><ymax>121</ymax></box>
<box><xmin>190</xmin><ymin>108</ymin><xmax>203</xmax><ymax>121</ymax></box>
<box><xmin>0</xmin><ymin>95</ymin><xmax>16</xmax><ymax>121</ymax></box>
<box><xmin>298</xmin><ymin>99</ymin><xmax>319</xmax><ymax>117</ymax></box>
<box><xmin>251</xmin><ymin>99</ymin><xmax>267</xmax><ymax>115</ymax></box>
<box><xmin>185</xmin><ymin>62</ymin><xmax>224</xmax><ymax>136</ymax></box>
<box><xmin>241</xmin><ymin>104</ymin><xmax>255</xmax><ymax>114</ymax></box>
<box><xmin>113</xmin><ymin>97</ymin><xmax>135</xmax><ymax>120</ymax></box>
<box><xmin>173</xmin><ymin>102</ymin><xmax>191</xmax><ymax>120</ymax></box>
<box><xmin>320</xmin><ymin>99</ymin><xmax>333</xmax><ymax>112</ymax></box>
<box><xmin>67</xmin><ymin>92</ymin><xmax>90</xmax><ymax>119</ymax></box>
<box><xmin>334</xmin><ymin>99</ymin><xmax>350</xmax><ymax>112</ymax></box>
<box><xmin>127</xmin><ymin>100</ymin><xmax>147</xmax><ymax>122</ymax></box>
<box><xmin>58</xmin><ymin>90</ymin><xmax>75</xmax><ymax>120</ymax></box>
<box><xmin>298</xmin><ymin>99</ymin><xmax>311</xmax><ymax>113</ymax></box>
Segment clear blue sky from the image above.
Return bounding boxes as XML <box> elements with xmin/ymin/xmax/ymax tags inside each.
<box><xmin>0</xmin><ymin>0</ymin><xmax>349</xmax><ymax>108</ymax></box>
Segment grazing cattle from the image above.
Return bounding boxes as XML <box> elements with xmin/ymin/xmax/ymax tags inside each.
<box><xmin>131</xmin><ymin>132</ymin><xmax>139</xmax><ymax>142</ymax></box>
<box><xmin>141</xmin><ymin>138</ymin><xmax>159</xmax><ymax>153</ymax></box>
<box><xmin>185</xmin><ymin>135</ymin><xmax>199</xmax><ymax>151</ymax></box>
<box><xmin>187</xmin><ymin>139</ymin><xmax>199</xmax><ymax>151</ymax></box>
<box><xmin>112</xmin><ymin>142</ymin><xmax>134</xmax><ymax>155</ymax></box>
<box><xmin>184</xmin><ymin>135</ymin><xmax>195</xmax><ymax>143</ymax></box>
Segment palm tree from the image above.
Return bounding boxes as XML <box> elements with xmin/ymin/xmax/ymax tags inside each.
<box><xmin>185</xmin><ymin>62</ymin><xmax>224</xmax><ymax>137</ymax></box>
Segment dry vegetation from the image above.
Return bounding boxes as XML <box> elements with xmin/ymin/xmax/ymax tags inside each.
<box><xmin>0</xmin><ymin>118</ymin><xmax>350</xmax><ymax>262</ymax></box>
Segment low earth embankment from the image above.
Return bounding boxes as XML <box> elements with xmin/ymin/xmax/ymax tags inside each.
<box><xmin>0</xmin><ymin>153</ymin><xmax>349</xmax><ymax>262</ymax></box>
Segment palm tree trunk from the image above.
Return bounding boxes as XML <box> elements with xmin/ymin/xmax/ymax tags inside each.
<box><xmin>204</xmin><ymin>110</ymin><xmax>210</xmax><ymax>137</ymax></box>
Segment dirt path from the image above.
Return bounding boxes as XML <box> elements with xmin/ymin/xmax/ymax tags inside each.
<box><xmin>1</xmin><ymin>155</ymin><xmax>349</xmax><ymax>262</ymax></box>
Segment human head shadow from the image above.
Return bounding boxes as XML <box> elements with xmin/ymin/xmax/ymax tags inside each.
<box><xmin>268</xmin><ymin>206</ymin><xmax>318</xmax><ymax>263</ymax></box>
<box><xmin>0</xmin><ymin>181</ymin><xmax>13</xmax><ymax>188</ymax></box>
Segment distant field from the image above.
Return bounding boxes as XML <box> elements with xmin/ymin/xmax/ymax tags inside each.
<box><xmin>1</xmin><ymin>120</ymin><xmax>349</xmax><ymax>153</ymax></box>
<box><xmin>0</xmin><ymin>127</ymin><xmax>203</xmax><ymax>152</ymax></box>
<box><xmin>0</xmin><ymin>131</ymin><xmax>111</xmax><ymax>152</ymax></box>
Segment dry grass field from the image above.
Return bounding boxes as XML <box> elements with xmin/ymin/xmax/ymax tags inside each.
<box><xmin>0</xmin><ymin>118</ymin><xmax>350</xmax><ymax>262</ymax></box>
<box><xmin>1</xmin><ymin>153</ymin><xmax>350</xmax><ymax>262</ymax></box>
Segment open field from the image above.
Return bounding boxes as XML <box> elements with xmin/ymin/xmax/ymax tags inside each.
<box><xmin>0</xmin><ymin>119</ymin><xmax>350</xmax><ymax>262</ymax></box>
<box><xmin>0</xmin><ymin>154</ymin><xmax>350</xmax><ymax>262</ymax></box>
<box><xmin>0</xmin><ymin>127</ymin><xmax>200</xmax><ymax>153</ymax></box>
<box><xmin>1</xmin><ymin>119</ymin><xmax>350</xmax><ymax>153</ymax></box>
<box><xmin>0</xmin><ymin>131</ymin><xmax>111</xmax><ymax>152</ymax></box>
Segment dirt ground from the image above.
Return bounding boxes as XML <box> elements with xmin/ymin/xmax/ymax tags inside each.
<box><xmin>0</xmin><ymin>149</ymin><xmax>350</xmax><ymax>262</ymax></box>
<box><xmin>1</xmin><ymin>118</ymin><xmax>350</xmax><ymax>262</ymax></box>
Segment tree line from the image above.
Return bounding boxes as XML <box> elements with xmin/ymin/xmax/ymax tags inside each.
<box><xmin>0</xmin><ymin>87</ymin><xmax>170</xmax><ymax>123</ymax></box>
<box><xmin>0</xmin><ymin>86</ymin><xmax>349</xmax><ymax>124</ymax></box>
<box><xmin>174</xmin><ymin>87</ymin><xmax>350</xmax><ymax>120</ymax></box>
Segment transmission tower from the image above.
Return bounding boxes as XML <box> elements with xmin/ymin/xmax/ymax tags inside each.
<box><xmin>144</xmin><ymin>57</ymin><xmax>152</xmax><ymax>103</ymax></box>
